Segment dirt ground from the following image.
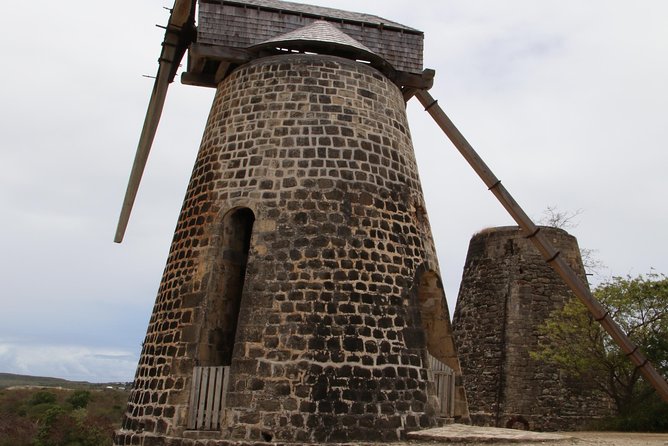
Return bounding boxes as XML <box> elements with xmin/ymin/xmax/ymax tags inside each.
<box><xmin>548</xmin><ymin>431</ymin><xmax>668</xmax><ymax>446</ymax></box>
<box><xmin>408</xmin><ymin>431</ymin><xmax>668</xmax><ymax>446</ymax></box>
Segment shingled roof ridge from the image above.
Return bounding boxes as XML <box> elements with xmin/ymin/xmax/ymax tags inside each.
<box><xmin>255</xmin><ymin>20</ymin><xmax>376</xmax><ymax>54</ymax></box>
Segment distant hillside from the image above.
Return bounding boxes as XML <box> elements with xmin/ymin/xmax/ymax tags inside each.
<box><xmin>0</xmin><ymin>372</ymin><xmax>129</xmax><ymax>389</ymax></box>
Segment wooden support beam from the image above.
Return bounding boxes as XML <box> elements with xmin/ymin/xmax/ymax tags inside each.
<box><xmin>414</xmin><ymin>88</ymin><xmax>668</xmax><ymax>404</ymax></box>
<box><xmin>170</xmin><ymin>0</ymin><xmax>196</xmax><ymax>27</ymax></box>
<box><xmin>214</xmin><ymin>61</ymin><xmax>232</xmax><ymax>84</ymax></box>
<box><xmin>189</xmin><ymin>43</ymin><xmax>253</xmax><ymax>65</ymax></box>
<box><xmin>115</xmin><ymin>59</ymin><xmax>171</xmax><ymax>243</ymax></box>
<box><xmin>402</xmin><ymin>87</ymin><xmax>418</xmax><ymax>102</ymax></box>
<box><xmin>115</xmin><ymin>1</ymin><xmax>196</xmax><ymax>242</ymax></box>
<box><xmin>393</xmin><ymin>68</ymin><xmax>435</xmax><ymax>90</ymax></box>
<box><xmin>181</xmin><ymin>72</ymin><xmax>217</xmax><ymax>88</ymax></box>
<box><xmin>187</xmin><ymin>52</ymin><xmax>207</xmax><ymax>75</ymax></box>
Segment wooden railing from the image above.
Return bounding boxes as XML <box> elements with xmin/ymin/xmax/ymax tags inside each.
<box><xmin>426</xmin><ymin>353</ymin><xmax>455</xmax><ymax>418</ymax></box>
<box><xmin>187</xmin><ymin>366</ymin><xmax>230</xmax><ymax>430</ymax></box>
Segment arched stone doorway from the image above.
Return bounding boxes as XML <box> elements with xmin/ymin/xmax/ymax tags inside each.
<box><xmin>199</xmin><ymin>207</ymin><xmax>255</xmax><ymax>367</ymax></box>
<box><xmin>413</xmin><ymin>269</ymin><xmax>469</xmax><ymax>420</ymax></box>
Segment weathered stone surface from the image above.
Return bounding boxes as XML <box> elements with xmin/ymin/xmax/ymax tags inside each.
<box><xmin>452</xmin><ymin>226</ymin><xmax>612</xmax><ymax>431</ymax></box>
<box><xmin>115</xmin><ymin>54</ymin><xmax>464</xmax><ymax>445</ymax></box>
<box><xmin>114</xmin><ymin>428</ymin><xmax>668</xmax><ymax>446</ymax></box>
<box><xmin>407</xmin><ymin>424</ymin><xmax>572</xmax><ymax>443</ymax></box>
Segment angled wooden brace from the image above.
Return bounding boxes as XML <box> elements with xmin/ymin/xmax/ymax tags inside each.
<box><xmin>414</xmin><ymin>88</ymin><xmax>668</xmax><ymax>403</ymax></box>
<box><xmin>114</xmin><ymin>0</ymin><xmax>196</xmax><ymax>243</ymax></box>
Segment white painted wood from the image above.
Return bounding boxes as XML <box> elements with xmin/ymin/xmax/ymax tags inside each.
<box><xmin>187</xmin><ymin>366</ymin><xmax>229</xmax><ymax>430</ymax></box>
<box><xmin>426</xmin><ymin>352</ymin><xmax>456</xmax><ymax>417</ymax></box>
<box><xmin>220</xmin><ymin>366</ymin><xmax>230</xmax><ymax>420</ymax></box>
<box><xmin>197</xmin><ymin>367</ymin><xmax>210</xmax><ymax>428</ymax></box>
<box><xmin>210</xmin><ymin>366</ymin><xmax>224</xmax><ymax>429</ymax></box>
<box><xmin>188</xmin><ymin>367</ymin><xmax>203</xmax><ymax>429</ymax></box>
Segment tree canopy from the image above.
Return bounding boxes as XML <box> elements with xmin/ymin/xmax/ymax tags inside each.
<box><xmin>533</xmin><ymin>272</ymin><xmax>668</xmax><ymax>430</ymax></box>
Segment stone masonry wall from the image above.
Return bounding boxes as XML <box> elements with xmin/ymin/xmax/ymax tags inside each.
<box><xmin>115</xmin><ymin>54</ymin><xmax>461</xmax><ymax>446</ymax></box>
<box><xmin>452</xmin><ymin>226</ymin><xmax>610</xmax><ymax>431</ymax></box>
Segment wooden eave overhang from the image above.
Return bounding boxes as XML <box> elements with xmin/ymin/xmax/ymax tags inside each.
<box><xmin>182</xmin><ymin>42</ymin><xmax>434</xmax><ymax>94</ymax></box>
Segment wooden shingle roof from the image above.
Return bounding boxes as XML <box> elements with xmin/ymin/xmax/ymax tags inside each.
<box><xmin>189</xmin><ymin>0</ymin><xmax>431</xmax><ymax>85</ymax></box>
<box><xmin>251</xmin><ymin>20</ymin><xmax>390</xmax><ymax>69</ymax></box>
<box><xmin>254</xmin><ymin>20</ymin><xmax>374</xmax><ymax>53</ymax></box>
<box><xmin>211</xmin><ymin>0</ymin><xmax>420</xmax><ymax>33</ymax></box>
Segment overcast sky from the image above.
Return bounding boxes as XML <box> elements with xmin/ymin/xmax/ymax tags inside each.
<box><xmin>1</xmin><ymin>1</ymin><xmax>666</xmax><ymax>383</ymax></box>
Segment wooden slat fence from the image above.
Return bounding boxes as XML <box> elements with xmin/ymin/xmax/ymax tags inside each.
<box><xmin>187</xmin><ymin>366</ymin><xmax>230</xmax><ymax>430</ymax></box>
<box><xmin>426</xmin><ymin>352</ymin><xmax>456</xmax><ymax>418</ymax></box>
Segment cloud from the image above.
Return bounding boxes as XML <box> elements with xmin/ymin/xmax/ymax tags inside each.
<box><xmin>0</xmin><ymin>340</ymin><xmax>137</xmax><ymax>383</ymax></box>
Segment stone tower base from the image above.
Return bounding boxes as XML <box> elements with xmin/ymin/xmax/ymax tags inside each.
<box><xmin>115</xmin><ymin>53</ymin><xmax>466</xmax><ymax>445</ymax></box>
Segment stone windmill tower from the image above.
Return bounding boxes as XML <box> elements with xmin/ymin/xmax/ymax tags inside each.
<box><xmin>114</xmin><ymin>1</ymin><xmax>467</xmax><ymax>444</ymax></box>
<box><xmin>115</xmin><ymin>1</ymin><xmax>668</xmax><ymax>444</ymax></box>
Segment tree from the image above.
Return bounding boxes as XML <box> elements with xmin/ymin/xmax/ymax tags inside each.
<box><xmin>537</xmin><ymin>206</ymin><xmax>606</xmax><ymax>278</ymax></box>
<box><xmin>533</xmin><ymin>272</ymin><xmax>668</xmax><ymax>430</ymax></box>
<box><xmin>538</xmin><ymin>205</ymin><xmax>583</xmax><ymax>230</ymax></box>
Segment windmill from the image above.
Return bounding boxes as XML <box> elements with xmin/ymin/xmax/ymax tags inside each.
<box><xmin>114</xmin><ymin>1</ymin><xmax>668</xmax><ymax>444</ymax></box>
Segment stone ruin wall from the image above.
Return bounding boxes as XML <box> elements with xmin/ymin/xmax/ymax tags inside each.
<box><xmin>452</xmin><ymin>226</ymin><xmax>612</xmax><ymax>431</ymax></box>
<box><xmin>115</xmin><ymin>54</ymin><xmax>464</xmax><ymax>446</ymax></box>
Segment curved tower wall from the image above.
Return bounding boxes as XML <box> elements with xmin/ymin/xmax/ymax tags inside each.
<box><xmin>453</xmin><ymin>226</ymin><xmax>610</xmax><ymax>431</ymax></box>
<box><xmin>116</xmin><ymin>54</ymin><xmax>464</xmax><ymax>445</ymax></box>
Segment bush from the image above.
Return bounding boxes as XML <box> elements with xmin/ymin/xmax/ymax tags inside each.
<box><xmin>67</xmin><ymin>390</ymin><xmax>91</xmax><ymax>409</ymax></box>
<box><xmin>0</xmin><ymin>386</ymin><xmax>127</xmax><ymax>445</ymax></box>
<box><xmin>29</xmin><ymin>390</ymin><xmax>57</xmax><ymax>406</ymax></box>
<box><xmin>0</xmin><ymin>413</ymin><xmax>37</xmax><ymax>446</ymax></box>
<box><xmin>594</xmin><ymin>393</ymin><xmax>668</xmax><ymax>432</ymax></box>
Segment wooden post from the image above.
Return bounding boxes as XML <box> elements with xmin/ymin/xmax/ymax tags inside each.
<box><xmin>414</xmin><ymin>88</ymin><xmax>668</xmax><ymax>404</ymax></box>
<box><xmin>114</xmin><ymin>0</ymin><xmax>196</xmax><ymax>243</ymax></box>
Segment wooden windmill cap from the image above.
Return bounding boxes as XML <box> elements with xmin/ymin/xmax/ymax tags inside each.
<box><xmin>250</xmin><ymin>20</ymin><xmax>392</xmax><ymax>70</ymax></box>
<box><xmin>186</xmin><ymin>1</ymin><xmax>432</xmax><ymax>88</ymax></box>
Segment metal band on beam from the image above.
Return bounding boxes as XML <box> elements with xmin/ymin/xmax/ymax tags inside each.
<box><xmin>424</xmin><ymin>99</ymin><xmax>439</xmax><ymax>111</ymax></box>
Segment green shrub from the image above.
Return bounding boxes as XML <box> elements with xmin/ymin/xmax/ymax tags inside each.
<box><xmin>67</xmin><ymin>390</ymin><xmax>91</xmax><ymax>409</ymax></box>
<box><xmin>594</xmin><ymin>393</ymin><xmax>668</xmax><ymax>432</ymax></box>
<box><xmin>29</xmin><ymin>390</ymin><xmax>57</xmax><ymax>406</ymax></box>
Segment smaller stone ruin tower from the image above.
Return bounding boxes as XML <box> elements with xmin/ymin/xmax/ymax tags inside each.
<box><xmin>452</xmin><ymin>226</ymin><xmax>610</xmax><ymax>431</ymax></box>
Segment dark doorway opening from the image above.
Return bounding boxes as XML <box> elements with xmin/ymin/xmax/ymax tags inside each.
<box><xmin>200</xmin><ymin>207</ymin><xmax>255</xmax><ymax>367</ymax></box>
<box><xmin>217</xmin><ymin>208</ymin><xmax>254</xmax><ymax>365</ymax></box>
